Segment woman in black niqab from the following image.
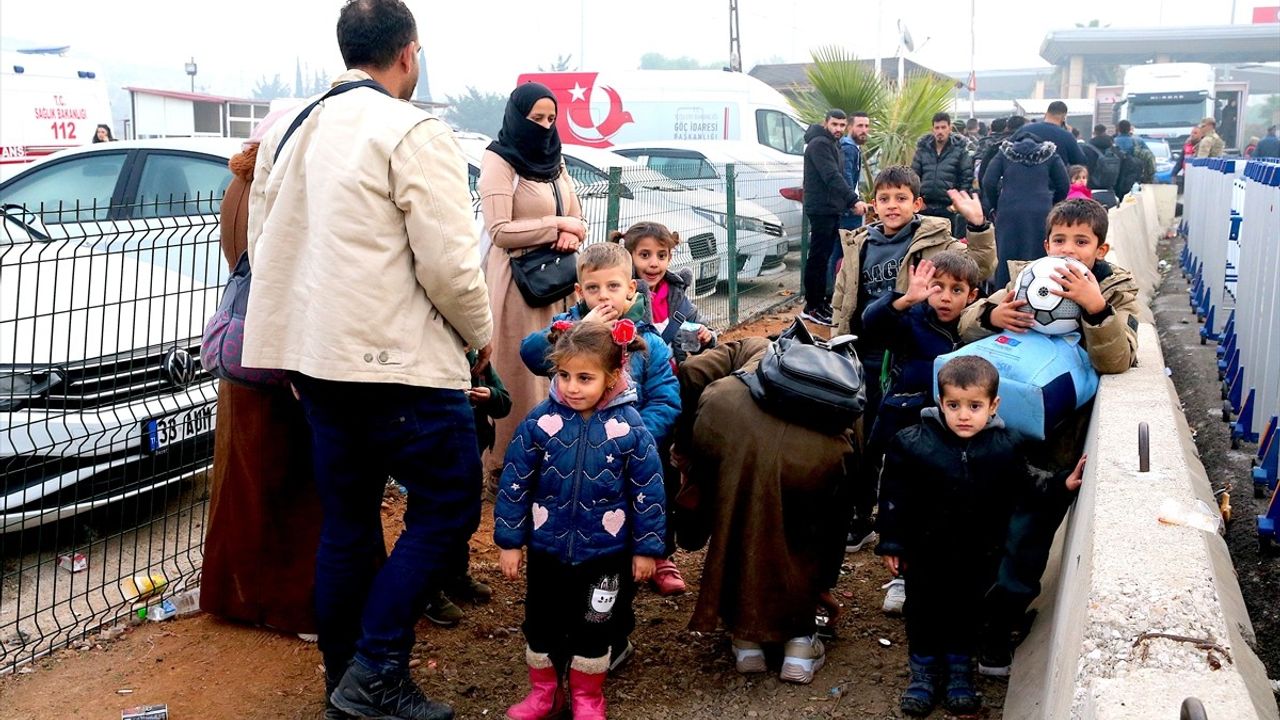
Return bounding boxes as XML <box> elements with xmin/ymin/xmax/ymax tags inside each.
<box><xmin>487</xmin><ymin>82</ymin><xmax>562</xmax><ymax>182</ymax></box>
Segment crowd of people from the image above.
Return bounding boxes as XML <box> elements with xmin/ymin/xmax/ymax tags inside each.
<box><xmin>193</xmin><ymin>2</ymin><xmax>1154</xmax><ymax>719</ymax></box>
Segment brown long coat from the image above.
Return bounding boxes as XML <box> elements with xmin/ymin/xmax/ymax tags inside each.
<box><xmin>479</xmin><ymin>150</ymin><xmax>583</xmax><ymax>476</ymax></box>
<box><xmin>199</xmin><ymin>146</ymin><xmax>324</xmax><ymax>633</ymax></box>
<box><xmin>678</xmin><ymin>339</ymin><xmax>859</xmax><ymax>643</ymax></box>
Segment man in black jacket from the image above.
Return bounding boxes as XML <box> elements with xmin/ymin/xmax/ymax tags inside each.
<box><xmin>1020</xmin><ymin>101</ymin><xmax>1086</xmax><ymax>168</ymax></box>
<box><xmin>911</xmin><ymin>112</ymin><xmax>975</xmax><ymax>239</ymax></box>
<box><xmin>801</xmin><ymin>109</ymin><xmax>857</xmax><ymax>326</ymax></box>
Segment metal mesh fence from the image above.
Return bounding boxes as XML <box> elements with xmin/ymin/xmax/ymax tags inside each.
<box><xmin>566</xmin><ymin>161</ymin><xmax>806</xmax><ymax>329</ymax></box>
<box><xmin>0</xmin><ymin>158</ymin><xmax>805</xmax><ymax>674</ymax></box>
<box><xmin>1</xmin><ymin>196</ymin><xmax>225</xmax><ymax>672</ymax></box>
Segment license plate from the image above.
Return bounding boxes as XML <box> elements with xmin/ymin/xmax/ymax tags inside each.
<box><xmin>144</xmin><ymin>404</ymin><xmax>216</xmax><ymax>453</ymax></box>
<box><xmin>700</xmin><ymin>259</ymin><xmax>718</xmax><ymax>277</ymax></box>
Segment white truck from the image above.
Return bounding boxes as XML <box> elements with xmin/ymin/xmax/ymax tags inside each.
<box><xmin>0</xmin><ymin>50</ymin><xmax>113</xmax><ymax>182</ymax></box>
<box><xmin>1116</xmin><ymin>62</ymin><xmax>1248</xmax><ymax>158</ymax></box>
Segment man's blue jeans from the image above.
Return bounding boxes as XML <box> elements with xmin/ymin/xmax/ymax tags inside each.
<box><xmin>293</xmin><ymin>375</ymin><xmax>482</xmax><ymax>676</ymax></box>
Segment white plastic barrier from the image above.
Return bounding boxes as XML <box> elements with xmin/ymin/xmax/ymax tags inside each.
<box><xmin>1234</xmin><ymin>160</ymin><xmax>1280</xmax><ymax>438</ymax></box>
<box><xmin>1183</xmin><ymin>159</ymin><xmax>1244</xmax><ymax>335</ymax></box>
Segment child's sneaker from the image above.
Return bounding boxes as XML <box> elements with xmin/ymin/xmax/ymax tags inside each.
<box><xmin>978</xmin><ymin>640</ymin><xmax>1012</xmax><ymax>677</ymax></box>
<box><xmin>900</xmin><ymin>654</ymin><xmax>942</xmax><ymax>717</ymax></box>
<box><xmin>651</xmin><ymin>558</ymin><xmax>686</xmax><ymax>595</ymax></box>
<box><xmin>423</xmin><ymin>592</ymin><xmax>464</xmax><ymax>627</ymax></box>
<box><xmin>779</xmin><ymin>635</ymin><xmax>825</xmax><ymax>684</ymax></box>
<box><xmin>881</xmin><ymin>578</ymin><xmax>906</xmax><ymax>615</ymax></box>
<box><xmin>943</xmin><ymin>654</ymin><xmax>982</xmax><ymax>716</ymax></box>
<box><xmin>799</xmin><ymin>305</ymin><xmax>834</xmax><ymax>327</ymax></box>
<box><xmin>845</xmin><ymin>519</ymin><xmax>877</xmax><ymax>552</ymax></box>
<box><xmin>731</xmin><ymin>638</ymin><xmax>767</xmax><ymax>674</ymax></box>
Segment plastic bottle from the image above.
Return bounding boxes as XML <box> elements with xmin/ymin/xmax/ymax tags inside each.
<box><xmin>167</xmin><ymin>588</ymin><xmax>201</xmax><ymax>616</ymax></box>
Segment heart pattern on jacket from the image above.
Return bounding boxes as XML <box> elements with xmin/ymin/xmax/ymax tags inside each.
<box><xmin>536</xmin><ymin>414</ymin><xmax>564</xmax><ymax>437</ymax></box>
<box><xmin>601</xmin><ymin>509</ymin><xmax>626</xmax><ymax>537</ymax></box>
<box><xmin>532</xmin><ymin>503</ymin><xmax>549</xmax><ymax>530</ymax></box>
<box><xmin>604</xmin><ymin>418</ymin><xmax>631</xmax><ymax>440</ymax></box>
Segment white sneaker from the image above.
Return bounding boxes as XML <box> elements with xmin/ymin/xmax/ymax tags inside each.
<box><xmin>731</xmin><ymin>638</ymin><xmax>767</xmax><ymax>674</ymax></box>
<box><xmin>881</xmin><ymin>578</ymin><xmax>906</xmax><ymax>615</ymax></box>
<box><xmin>779</xmin><ymin>635</ymin><xmax>825</xmax><ymax>684</ymax></box>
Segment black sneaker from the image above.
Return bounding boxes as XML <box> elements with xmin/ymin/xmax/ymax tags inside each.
<box><xmin>330</xmin><ymin>662</ymin><xmax>454</xmax><ymax>720</ymax></box>
<box><xmin>979</xmin><ymin>639</ymin><xmax>1012</xmax><ymax>677</ymax></box>
<box><xmin>799</xmin><ymin>306</ymin><xmax>834</xmax><ymax>327</ymax></box>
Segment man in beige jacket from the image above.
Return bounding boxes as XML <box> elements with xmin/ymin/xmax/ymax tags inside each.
<box><xmin>243</xmin><ymin>2</ymin><xmax>490</xmax><ymax>719</ymax></box>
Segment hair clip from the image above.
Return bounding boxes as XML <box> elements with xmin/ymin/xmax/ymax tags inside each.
<box><xmin>611</xmin><ymin>319</ymin><xmax>637</xmax><ymax>346</ymax></box>
<box><xmin>551</xmin><ymin>320</ymin><xmax>574</xmax><ymax>334</ymax></box>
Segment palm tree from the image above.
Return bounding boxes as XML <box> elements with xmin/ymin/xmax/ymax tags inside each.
<box><xmin>789</xmin><ymin>46</ymin><xmax>955</xmax><ymax>189</ymax></box>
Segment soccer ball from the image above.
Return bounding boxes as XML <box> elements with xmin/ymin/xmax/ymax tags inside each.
<box><xmin>1013</xmin><ymin>256</ymin><xmax>1090</xmax><ymax>335</ymax></box>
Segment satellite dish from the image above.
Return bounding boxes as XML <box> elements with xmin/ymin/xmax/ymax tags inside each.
<box><xmin>897</xmin><ymin>20</ymin><xmax>915</xmax><ymax>53</ymax></box>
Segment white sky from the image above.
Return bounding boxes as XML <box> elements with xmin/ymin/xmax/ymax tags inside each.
<box><xmin>0</xmin><ymin>0</ymin><xmax>1264</xmax><ymax>100</ymax></box>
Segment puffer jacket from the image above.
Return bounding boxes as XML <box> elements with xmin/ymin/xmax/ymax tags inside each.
<box><xmin>875</xmin><ymin>408</ymin><xmax>1074</xmax><ymax>562</ymax></box>
<box><xmin>493</xmin><ymin>380</ymin><xmax>666</xmax><ymax>563</ymax></box>
<box><xmin>831</xmin><ymin>216</ymin><xmax>997</xmax><ymax>337</ymax></box>
<box><xmin>802</xmin><ymin>123</ymin><xmax>856</xmax><ymax>216</ymax></box>
<box><xmin>520</xmin><ymin>293</ymin><xmax>681</xmax><ymax>449</ymax></box>
<box><xmin>910</xmin><ymin>133</ymin><xmax>975</xmax><ymax>212</ymax></box>
<box><xmin>650</xmin><ymin>267</ymin><xmax>715</xmax><ymax>365</ymax></box>
<box><xmin>958</xmin><ymin>258</ymin><xmax>1140</xmax><ymax>374</ymax></box>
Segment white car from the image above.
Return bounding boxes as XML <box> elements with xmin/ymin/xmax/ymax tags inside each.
<box><xmin>1</xmin><ymin>138</ymin><xmax>237</xmax><ymax>533</ymax></box>
<box><xmin>454</xmin><ymin>134</ymin><xmax>787</xmax><ymax>293</ymax></box>
<box><xmin>609</xmin><ymin>139</ymin><xmax>804</xmax><ymax>249</ymax></box>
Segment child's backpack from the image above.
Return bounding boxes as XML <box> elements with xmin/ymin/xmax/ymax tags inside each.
<box><xmin>933</xmin><ymin>332</ymin><xmax>1099</xmax><ymax>440</ymax></box>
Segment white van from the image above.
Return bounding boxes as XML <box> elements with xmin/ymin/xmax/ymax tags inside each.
<box><xmin>1</xmin><ymin>51</ymin><xmax>113</xmax><ymax>182</ymax></box>
<box><xmin>515</xmin><ymin>70</ymin><xmax>808</xmax><ymax>161</ymax></box>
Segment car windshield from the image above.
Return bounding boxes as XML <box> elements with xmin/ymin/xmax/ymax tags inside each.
<box><xmin>1141</xmin><ymin>138</ymin><xmax>1171</xmax><ymax>159</ymax></box>
<box><xmin>1128</xmin><ymin>101</ymin><xmax>1205</xmax><ymax>129</ymax></box>
<box><xmin>568</xmin><ymin>158</ymin><xmax>690</xmax><ymax>196</ymax></box>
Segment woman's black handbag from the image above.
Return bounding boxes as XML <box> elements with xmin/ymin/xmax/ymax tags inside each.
<box><xmin>508</xmin><ymin>180</ymin><xmax>577</xmax><ymax>307</ymax></box>
<box><xmin>737</xmin><ymin>319</ymin><xmax>867</xmax><ymax>434</ymax></box>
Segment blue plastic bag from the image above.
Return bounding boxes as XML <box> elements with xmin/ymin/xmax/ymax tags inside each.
<box><xmin>933</xmin><ymin>332</ymin><xmax>1099</xmax><ymax>440</ymax></box>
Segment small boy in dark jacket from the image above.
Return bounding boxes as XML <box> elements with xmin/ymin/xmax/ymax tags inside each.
<box><xmin>860</xmin><ymin>250</ymin><xmax>981</xmax><ymax>454</ymax></box>
<box><xmin>425</xmin><ymin>349</ymin><xmax>512</xmax><ymax>626</ymax></box>
<box><xmin>876</xmin><ymin>356</ymin><xmax>1084</xmax><ymax>717</ymax></box>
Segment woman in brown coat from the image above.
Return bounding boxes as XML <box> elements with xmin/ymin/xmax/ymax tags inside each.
<box><xmin>480</xmin><ymin>83</ymin><xmax>586</xmax><ymax>482</ymax></box>
<box><xmin>675</xmin><ymin>338</ymin><xmax>857</xmax><ymax>685</ymax></box>
<box><xmin>199</xmin><ymin>124</ymin><xmax>324</xmax><ymax>637</ymax></box>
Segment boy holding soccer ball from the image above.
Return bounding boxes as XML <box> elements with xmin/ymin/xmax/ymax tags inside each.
<box><xmin>958</xmin><ymin>197</ymin><xmax>1140</xmax><ymax>374</ymax></box>
<box><xmin>956</xmin><ymin>197</ymin><xmax>1141</xmax><ymax>678</ymax></box>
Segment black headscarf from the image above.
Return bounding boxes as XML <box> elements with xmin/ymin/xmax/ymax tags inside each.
<box><xmin>487</xmin><ymin>82</ymin><xmax>562</xmax><ymax>182</ymax></box>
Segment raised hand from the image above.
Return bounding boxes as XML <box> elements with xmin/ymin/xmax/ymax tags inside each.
<box><xmin>947</xmin><ymin>189</ymin><xmax>986</xmax><ymax>226</ymax></box>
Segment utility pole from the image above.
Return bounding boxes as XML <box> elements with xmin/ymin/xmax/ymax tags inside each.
<box><xmin>729</xmin><ymin>0</ymin><xmax>742</xmax><ymax>72</ymax></box>
<box><xmin>969</xmin><ymin>0</ymin><xmax>976</xmax><ymax>119</ymax></box>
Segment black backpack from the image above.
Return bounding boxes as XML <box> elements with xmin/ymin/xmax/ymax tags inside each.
<box><xmin>735</xmin><ymin>319</ymin><xmax>867</xmax><ymax>435</ymax></box>
<box><xmin>1114</xmin><ymin>145</ymin><xmax>1143</xmax><ymax>194</ymax></box>
<box><xmin>1094</xmin><ymin>146</ymin><xmax>1123</xmax><ymax>190</ymax></box>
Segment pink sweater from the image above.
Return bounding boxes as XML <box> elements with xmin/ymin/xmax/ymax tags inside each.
<box><xmin>1067</xmin><ymin>183</ymin><xmax>1093</xmax><ymax>200</ymax></box>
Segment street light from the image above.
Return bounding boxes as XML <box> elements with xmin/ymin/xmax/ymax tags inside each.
<box><xmin>184</xmin><ymin>58</ymin><xmax>197</xmax><ymax>93</ymax></box>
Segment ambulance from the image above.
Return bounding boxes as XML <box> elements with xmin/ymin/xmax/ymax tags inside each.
<box><xmin>1</xmin><ymin>50</ymin><xmax>113</xmax><ymax>181</ymax></box>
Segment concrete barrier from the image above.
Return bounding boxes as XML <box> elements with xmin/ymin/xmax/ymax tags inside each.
<box><xmin>1005</xmin><ymin>324</ymin><xmax>1277</xmax><ymax>719</ymax></box>
<box><xmin>1003</xmin><ymin>185</ymin><xmax>1278</xmax><ymax>719</ymax></box>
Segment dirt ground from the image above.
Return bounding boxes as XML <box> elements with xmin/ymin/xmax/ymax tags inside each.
<box><xmin>1153</xmin><ymin>236</ymin><xmax>1280</xmax><ymax>681</ymax></box>
<box><xmin>0</xmin><ymin>302</ymin><xmax>1012</xmax><ymax>720</ymax></box>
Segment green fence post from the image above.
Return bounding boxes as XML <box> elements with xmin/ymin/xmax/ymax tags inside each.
<box><xmin>726</xmin><ymin>163</ymin><xmax>738</xmax><ymax>327</ymax></box>
<box><xmin>800</xmin><ymin>213</ymin><xmax>809</xmax><ymax>280</ymax></box>
<box><xmin>606</xmin><ymin>166</ymin><xmax>622</xmax><ymax>235</ymax></box>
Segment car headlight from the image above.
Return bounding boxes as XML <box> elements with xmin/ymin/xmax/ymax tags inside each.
<box><xmin>691</xmin><ymin>207</ymin><xmax>770</xmax><ymax>234</ymax></box>
<box><xmin>0</xmin><ymin>369</ymin><xmax>64</xmax><ymax>411</ymax></box>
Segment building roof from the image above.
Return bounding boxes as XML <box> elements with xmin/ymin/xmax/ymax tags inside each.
<box><xmin>125</xmin><ymin>86</ymin><xmax>262</xmax><ymax>104</ymax></box>
<box><xmin>749</xmin><ymin>57</ymin><xmax>952</xmax><ymax>93</ymax></box>
<box><xmin>1040</xmin><ymin>25</ymin><xmax>1280</xmax><ymax>65</ymax></box>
